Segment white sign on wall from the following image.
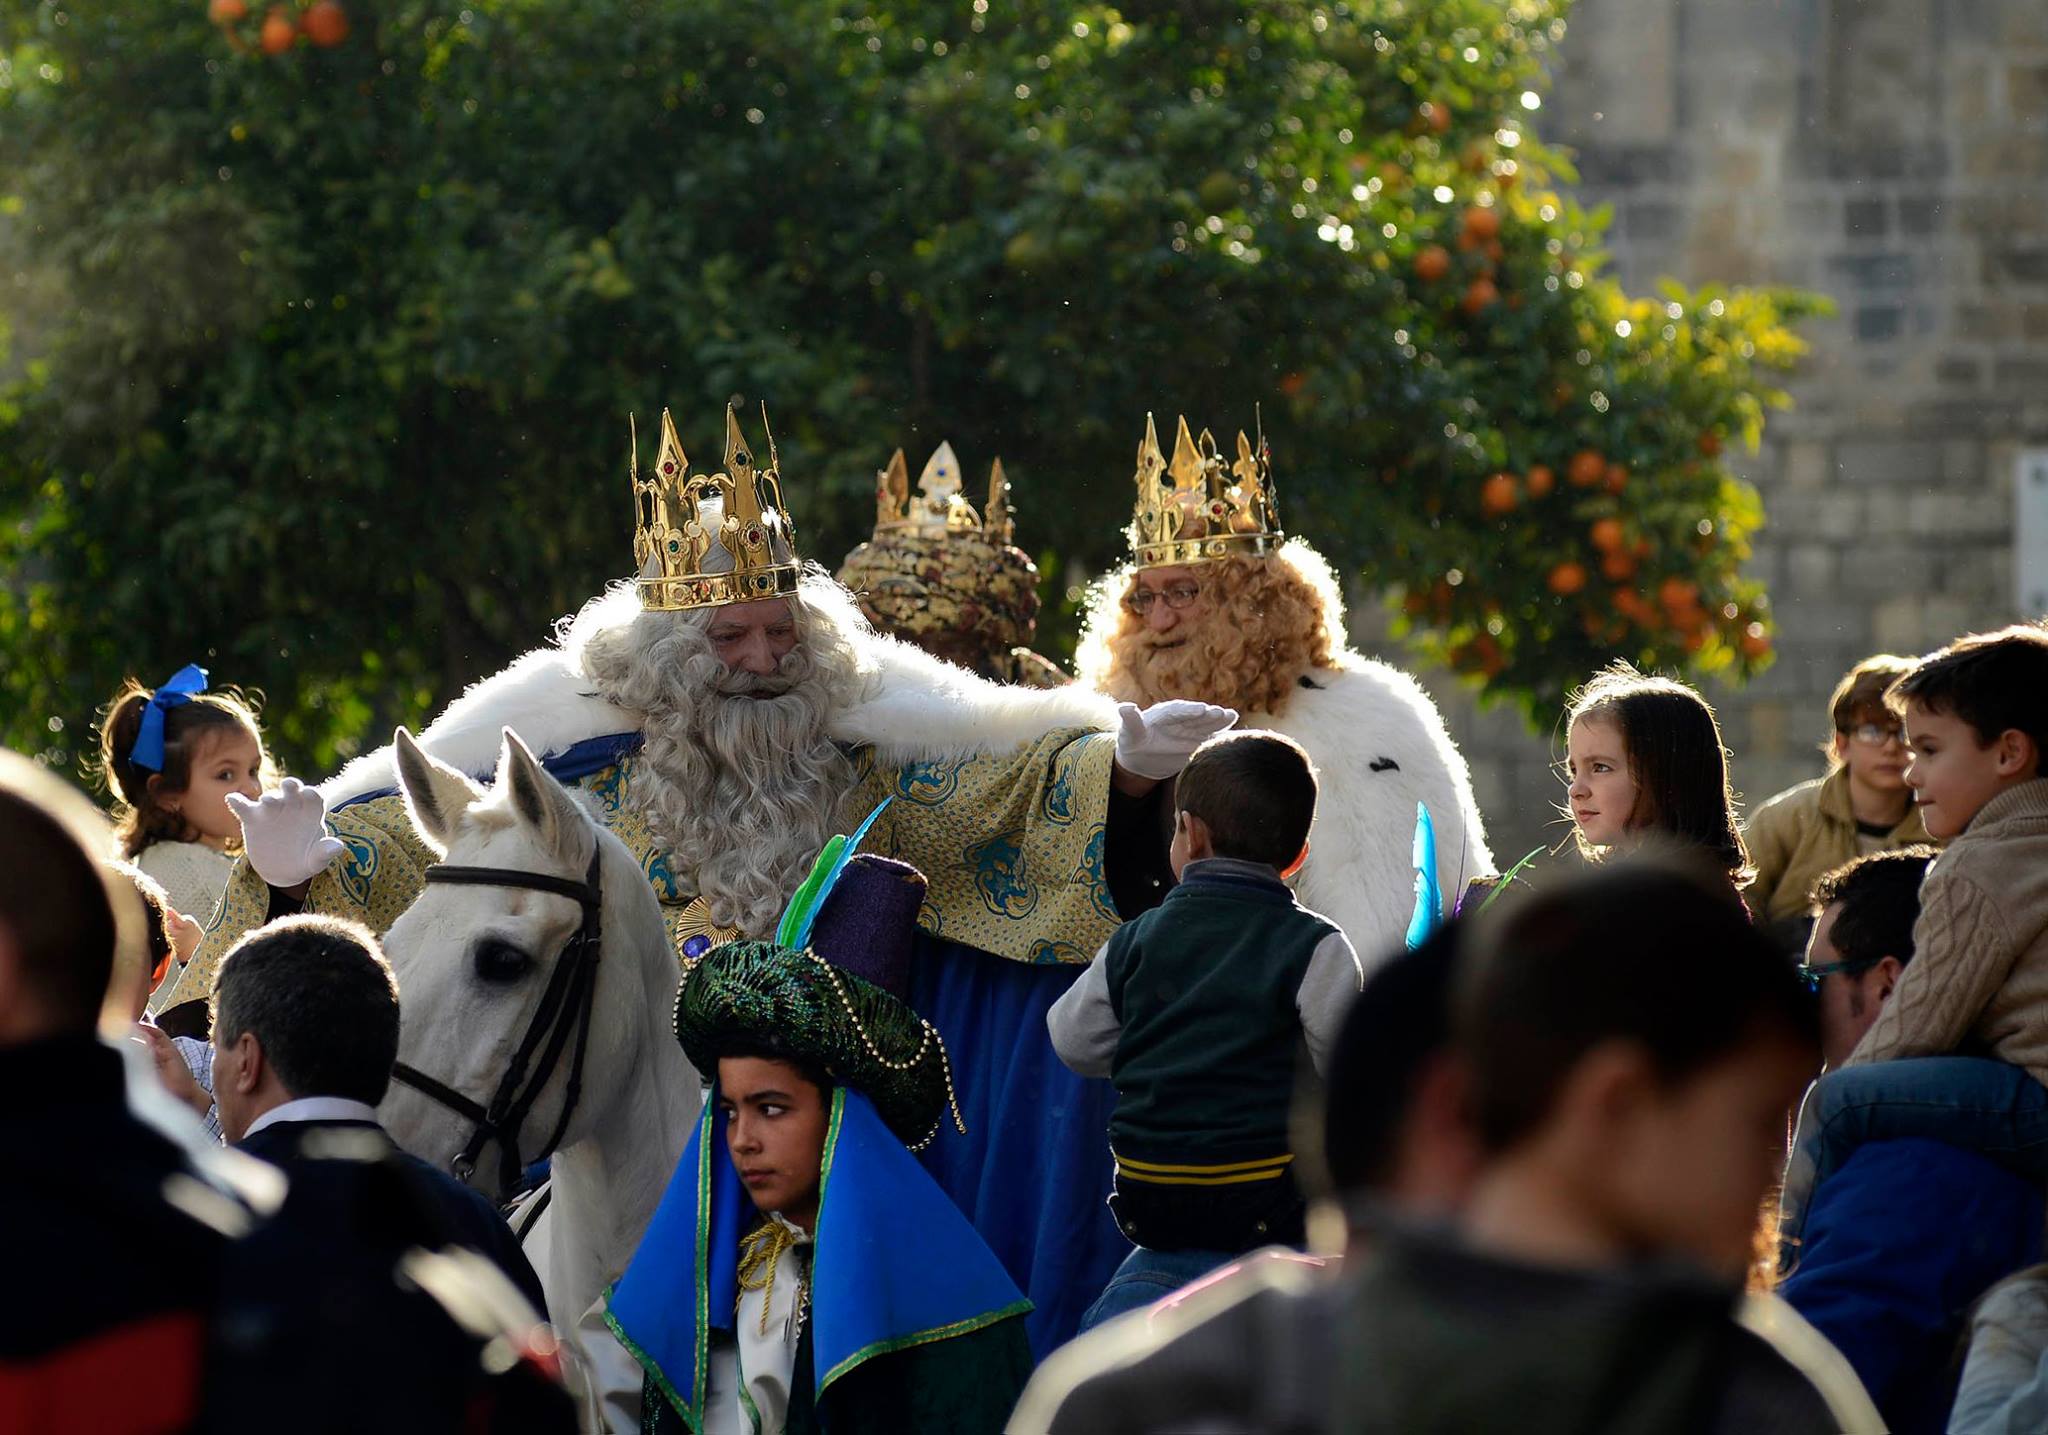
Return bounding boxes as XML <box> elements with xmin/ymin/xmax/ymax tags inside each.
<box><xmin>2023</xmin><ymin>449</ymin><xmax>2048</xmax><ymax>618</ymax></box>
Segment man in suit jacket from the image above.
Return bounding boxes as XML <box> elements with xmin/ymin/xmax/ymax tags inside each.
<box><xmin>211</xmin><ymin>913</ymin><xmax>546</xmax><ymax>1311</ymax></box>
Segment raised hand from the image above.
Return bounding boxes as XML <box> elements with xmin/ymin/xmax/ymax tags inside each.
<box><xmin>227</xmin><ymin>777</ymin><xmax>346</xmax><ymax>888</ymax></box>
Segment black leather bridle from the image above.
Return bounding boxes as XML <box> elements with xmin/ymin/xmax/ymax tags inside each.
<box><xmin>389</xmin><ymin>847</ymin><xmax>604</xmax><ymax>1193</ymax></box>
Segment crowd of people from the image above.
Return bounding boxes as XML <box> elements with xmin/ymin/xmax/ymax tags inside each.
<box><xmin>9</xmin><ymin>407</ymin><xmax>2048</xmax><ymax>1432</ymax></box>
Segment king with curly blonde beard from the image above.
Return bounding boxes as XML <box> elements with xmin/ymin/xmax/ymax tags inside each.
<box><xmin>1074</xmin><ymin>413</ymin><xmax>1493</xmax><ymax>970</ymax></box>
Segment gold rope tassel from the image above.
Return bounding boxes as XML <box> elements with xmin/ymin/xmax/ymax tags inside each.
<box><xmin>736</xmin><ymin>1220</ymin><xmax>811</xmax><ymax>1337</ymax></box>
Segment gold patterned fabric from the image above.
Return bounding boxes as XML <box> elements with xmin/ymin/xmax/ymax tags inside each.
<box><xmin>170</xmin><ymin>727</ymin><xmax>1119</xmax><ymax>1013</ymax></box>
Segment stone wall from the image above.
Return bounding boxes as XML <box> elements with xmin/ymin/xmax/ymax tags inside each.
<box><xmin>1378</xmin><ymin>0</ymin><xmax>2048</xmax><ymax>870</ymax></box>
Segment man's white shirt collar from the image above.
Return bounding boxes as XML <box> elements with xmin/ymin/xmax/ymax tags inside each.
<box><xmin>243</xmin><ymin>1095</ymin><xmax>381</xmax><ymax>1140</ymax></box>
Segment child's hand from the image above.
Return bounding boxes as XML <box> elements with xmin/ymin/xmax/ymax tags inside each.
<box><xmin>228</xmin><ymin>777</ymin><xmax>345</xmax><ymax>888</ymax></box>
<box><xmin>134</xmin><ymin>1024</ymin><xmax>213</xmax><ymax>1118</ymax></box>
<box><xmin>1113</xmin><ymin>700</ymin><xmax>1239</xmax><ymax>780</ymax></box>
<box><xmin>165</xmin><ymin>905</ymin><xmax>204</xmax><ymax>963</ymax></box>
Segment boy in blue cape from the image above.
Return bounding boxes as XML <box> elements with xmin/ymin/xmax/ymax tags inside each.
<box><xmin>582</xmin><ymin>837</ymin><xmax>1033</xmax><ymax>1433</ymax></box>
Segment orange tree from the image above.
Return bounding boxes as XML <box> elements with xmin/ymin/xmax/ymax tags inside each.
<box><xmin>0</xmin><ymin>0</ymin><xmax>1819</xmax><ymax>774</ymax></box>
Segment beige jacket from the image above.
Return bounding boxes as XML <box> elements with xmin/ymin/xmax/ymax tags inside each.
<box><xmin>1744</xmin><ymin>769</ymin><xmax>1929</xmax><ymax>926</ymax></box>
<box><xmin>1849</xmin><ymin>780</ymin><xmax>2048</xmax><ymax>1086</ymax></box>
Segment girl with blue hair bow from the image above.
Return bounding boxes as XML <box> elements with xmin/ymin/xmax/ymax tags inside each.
<box><xmin>96</xmin><ymin>665</ymin><xmax>273</xmax><ymax>962</ymax></box>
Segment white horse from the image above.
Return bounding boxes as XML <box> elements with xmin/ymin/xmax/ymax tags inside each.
<box><xmin>377</xmin><ymin>726</ymin><xmax>697</xmax><ymax>1351</ymax></box>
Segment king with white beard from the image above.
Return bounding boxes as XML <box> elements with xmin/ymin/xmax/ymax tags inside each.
<box><xmin>166</xmin><ymin>404</ymin><xmax>1230</xmax><ymax>1352</ymax></box>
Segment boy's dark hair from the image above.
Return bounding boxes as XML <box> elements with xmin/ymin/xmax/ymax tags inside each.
<box><xmin>1567</xmin><ymin>661</ymin><xmax>1751</xmax><ymax>885</ymax></box>
<box><xmin>1174</xmin><ymin>729</ymin><xmax>1318</xmax><ymax>869</ymax></box>
<box><xmin>716</xmin><ymin>1039</ymin><xmax>836</xmax><ymax>1104</ymax></box>
<box><xmin>212</xmin><ymin>916</ymin><xmax>401</xmax><ymax>1106</ymax></box>
<box><xmin>1890</xmin><ymin>622</ymin><xmax>2048</xmax><ymax>755</ymax></box>
<box><xmin>0</xmin><ymin>752</ymin><xmax>138</xmax><ymax>1031</ymax></box>
<box><xmin>1824</xmin><ymin>654</ymin><xmax>1915</xmax><ymax>751</ymax></box>
<box><xmin>1457</xmin><ymin>859</ymin><xmax>1817</xmax><ymax>1155</ymax></box>
<box><xmin>1809</xmin><ymin>846</ymin><xmax>1938</xmax><ymax>970</ymax></box>
<box><xmin>95</xmin><ymin>676</ymin><xmax>270</xmax><ymax>858</ymax></box>
<box><xmin>1309</xmin><ymin>920</ymin><xmax>1463</xmax><ymax>1197</ymax></box>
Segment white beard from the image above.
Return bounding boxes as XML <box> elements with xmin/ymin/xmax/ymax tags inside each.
<box><xmin>574</xmin><ymin>585</ymin><xmax>862</xmax><ymax>937</ymax></box>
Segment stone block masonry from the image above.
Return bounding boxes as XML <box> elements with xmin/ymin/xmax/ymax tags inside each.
<box><xmin>1375</xmin><ymin>0</ymin><xmax>2048</xmax><ymax>870</ymax></box>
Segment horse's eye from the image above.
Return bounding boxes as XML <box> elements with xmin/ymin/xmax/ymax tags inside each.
<box><xmin>472</xmin><ymin>938</ymin><xmax>531</xmax><ymax>984</ymax></box>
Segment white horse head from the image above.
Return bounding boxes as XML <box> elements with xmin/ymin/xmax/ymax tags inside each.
<box><xmin>378</xmin><ymin>725</ymin><xmax>697</xmax><ymax>1334</ymax></box>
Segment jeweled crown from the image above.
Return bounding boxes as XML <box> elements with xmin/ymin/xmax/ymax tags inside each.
<box><xmin>872</xmin><ymin>441</ymin><xmax>1016</xmax><ymax>544</ymax></box>
<box><xmin>632</xmin><ymin>405</ymin><xmax>803</xmax><ymax>612</ymax></box>
<box><xmin>1127</xmin><ymin>413</ymin><xmax>1283</xmax><ymax>569</ymax></box>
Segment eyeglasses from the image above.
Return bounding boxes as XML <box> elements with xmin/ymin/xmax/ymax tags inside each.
<box><xmin>1845</xmin><ymin>722</ymin><xmax>1905</xmax><ymax>747</ymax></box>
<box><xmin>1796</xmin><ymin>958</ymin><xmax>1874</xmax><ymax>993</ymax></box>
<box><xmin>1124</xmin><ymin>582</ymin><xmax>1203</xmax><ymax>616</ymax></box>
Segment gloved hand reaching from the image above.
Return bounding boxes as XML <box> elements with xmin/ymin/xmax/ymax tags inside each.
<box><xmin>227</xmin><ymin>777</ymin><xmax>346</xmax><ymax>889</ymax></box>
<box><xmin>1112</xmin><ymin>700</ymin><xmax>1239</xmax><ymax>781</ymax></box>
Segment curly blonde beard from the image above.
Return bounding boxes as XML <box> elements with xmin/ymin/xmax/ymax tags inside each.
<box><xmin>1074</xmin><ymin>543</ymin><xmax>1347</xmax><ymax>717</ymax></box>
<box><xmin>563</xmin><ymin>574</ymin><xmax>866</xmax><ymax>937</ymax></box>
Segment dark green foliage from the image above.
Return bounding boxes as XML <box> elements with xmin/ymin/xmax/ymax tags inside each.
<box><xmin>0</xmin><ymin>0</ymin><xmax>1820</xmax><ymax>782</ymax></box>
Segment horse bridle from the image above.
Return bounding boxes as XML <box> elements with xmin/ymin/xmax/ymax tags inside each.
<box><xmin>389</xmin><ymin>847</ymin><xmax>604</xmax><ymax>1193</ymax></box>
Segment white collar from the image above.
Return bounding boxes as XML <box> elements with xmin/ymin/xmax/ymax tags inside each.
<box><xmin>243</xmin><ymin>1096</ymin><xmax>382</xmax><ymax>1140</ymax></box>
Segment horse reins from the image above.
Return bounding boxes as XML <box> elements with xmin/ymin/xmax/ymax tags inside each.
<box><xmin>389</xmin><ymin>846</ymin><xmax>604</xmax><ymax>1193</ymax></box>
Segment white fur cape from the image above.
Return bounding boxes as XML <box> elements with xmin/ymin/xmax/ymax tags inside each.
<box><xmin>323</xmin><ymin>630</ymin><xmax>1122</xmax><ymax>807</ymax></box>
<box><xmin>1259</xmin><ymin>658</ymin><xmax>1494</xmax><ymax>975</ymax></box>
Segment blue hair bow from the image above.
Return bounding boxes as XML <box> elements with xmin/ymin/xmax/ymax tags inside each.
<box><xmin>129</xmin><ymin>664</ymin><xmax>210</xmax><ymax>772</ymax></box>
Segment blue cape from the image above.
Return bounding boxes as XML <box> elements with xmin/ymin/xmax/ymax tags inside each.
<box><xmin>605</xmin><ymin>1084</ymin><xmax>1029</xmax><ymax>1427</ymax></box>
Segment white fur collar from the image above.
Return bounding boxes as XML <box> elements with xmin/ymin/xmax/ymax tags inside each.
<box><xmin>1254</xmin><ymin>659</ymin><xmax>1495</xmax><ymax>971</ymax></box>
<box><xmin>322</xmin><ymin>632</ymin><xmax>1119</xmax><ymax>806</ymax></box>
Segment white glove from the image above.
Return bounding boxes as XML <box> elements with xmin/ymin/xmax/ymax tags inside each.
<box><xmin>227</xmin><ymin>777</ymin><xmax>346</xmax><ymax>888</ymax></box>
<box><xmin>1113</xmin><ymin>700</ymin><xmax>1238</xmax><ymax>781</ymax></box>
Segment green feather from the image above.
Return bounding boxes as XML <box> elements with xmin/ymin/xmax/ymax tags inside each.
<box><xmin>777</xmin><ymin>834</ymin><xmax>846</xmax><ymax>947</ymax></box>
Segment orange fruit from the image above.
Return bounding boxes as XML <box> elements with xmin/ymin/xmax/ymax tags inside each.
<box><xmin>1525</xmin><ymin>464</ymin><xmax>1556</xmax><ymax>498</ymax></box>
<box><xmin>1413</xmin><ymin>245</ymin><xmax>1451</xmax><ymax>283</ymax></box>
<box><xmin>210</xmin><ymin>0</ymin><xmax>249</xmax><ymax>22</ymax></box>
<box><xmin>1479</xmin><ymin>472</ymin><xmax>1519</xmax><ymax>517</ymax></box>
<box><xmin>259</xmin><ymin>5</ymin><xmax>295</xmax><ymax>51</ymax></box>
<box><xmin>1600</xmin><ymin>550</ymin><xmax>1638</xmax><ymax>583</ymax></box>
<box><xmin>1547</xmin><ymin>561</ymin><xmax>1589</xmax><ymax>596</ymax></box>
<box><xmin>1590</xmin><ymin>518</ymin><xmax>1625</xmax><ymax>552</ymax></box>
<box><xmin>1605</xmin><ymin>463</ymin><xmax>1629</xmax><ymax>494</ymax></box>
<box><xmin>1463</xmin><ymin>206</ymin><xmax>1501</xmax><ymax>242</ymax></box>
<box><xmin>1278</xmin><ymin>371</ymin><xmax>1307</xmax><ymax>397</ymax></box>
<box><xmin>302</xmin><ymin>0</ymin><xmax>349</xmax><ymax>46</ymax></box>
<box><xmin>1681</xmin><ymin>629</ymin><xmax>1707</xmax><ymax>654</ymax></box>
<box><xmin>1740</xmin><ymin>628</ymin><xmax>1773</xmax><ymax>658</ymax></box>
<box><xmin>1697</xmin><ymin>430</ymin><xmax>1723</xmax><ymax>458</ymax></box>
<box><xmin>1425</xmin><ymin>101</ymin><xmax>1452</xmax><ymax>134</ymax></box>
<box><xmin>1460</xmin><ymin>276</ymin><xmax>1499</xmax><ymax>315</ymax></box>
<box><xmin>1658</xmin><ymin>576</ymin><xmax>1700</xmax><ymax>614</ymax></box>
<box><xmin>1567</xmin><ymin>450</ymin><xmax>1606</xmax><ymax>487</ymax></box>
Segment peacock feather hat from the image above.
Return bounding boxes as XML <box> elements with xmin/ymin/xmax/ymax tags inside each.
<box><xmin>671</xmin><ymin>803</ymin><xmax>963</xmax><ymax>1149</ymax></box>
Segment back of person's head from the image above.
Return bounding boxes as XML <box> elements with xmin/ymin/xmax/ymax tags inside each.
<box><xmin>0</xmin><ymin>749</ymin><xmax>146</xmax><ymax>1041</ymax></box>
<box><xmin>1566</xmin><ymin>661</ymin><xmax>1749</xmax><ymax>882</ymax></box>
<box><xmin>1308</xmin><ymin>921</ymin><xmax>1477</xmax><ymax>1218</ymax></box>
<box><xmin>212</xmin><ymin>916</ymin><xmax>400</xmax><ymax>1106</ymax></box>
<box><xmin>1458</xmin><ymin>858</ymin><xmax>1817</xmax><ymax>1158</ymax></box>
<box><xmin>1824</xmin><ymin>654</ymin><xmax>1915</xmax><ymax>759</ymax></box>
<box><xmin>108</xmin><ymin>860</ymin><xmax>176</xmax><ymax>1016</ymax></box>
<box><xmin>1174</xmin><ymin>728</ymin><xmax>1318</xmax><ymax>868</ymax></box>
<box><xmin>95</xmin><ymin>674</ymin><xmax>269</xmax><ymax>858</ymax></box>
<box><xmin>1809</xmin><ymin>846</ymin><xmax>1937</xmax><ymax>969</ymax></box>
<box><xmin>1890</xmin><ymin>621</ymin><xmax>2048</xmax><ymax>754</ymax></box>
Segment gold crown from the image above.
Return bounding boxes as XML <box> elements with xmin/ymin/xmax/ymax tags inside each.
<box><xmin>632</xmin><ymin>405</ymin><xmax>803</xmax><ymax>612</ymax></box>
<box><xmin>872</xmin><ymin>440</ymin><xmax>1016</xmax><ymax>544</ymax></box>
<box><xmin>1128</xmin><ymin>413</ymin><xmax>1283</xmax><ymax>569</ymax></box>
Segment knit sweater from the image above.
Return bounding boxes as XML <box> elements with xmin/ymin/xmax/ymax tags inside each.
<box><xmin>1848</xmin><ymin>780</ymin><xmax>2048</xmax><ymax>1087</ymax></box>
<box><xmin>135</xmin><ymin>839</ymin><xmax>236</xmax><ymax>930</ymax></box>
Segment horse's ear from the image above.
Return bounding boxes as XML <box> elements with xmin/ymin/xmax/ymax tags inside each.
<box><xmin>499</xmin><ymin>728</ymin><xmax>580</xmax><ymax>859</ymax></box>
<box><xmin>394</xmin><ymin>727</ymin><xmax>483</xmax><ymax>856</ymax></box>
